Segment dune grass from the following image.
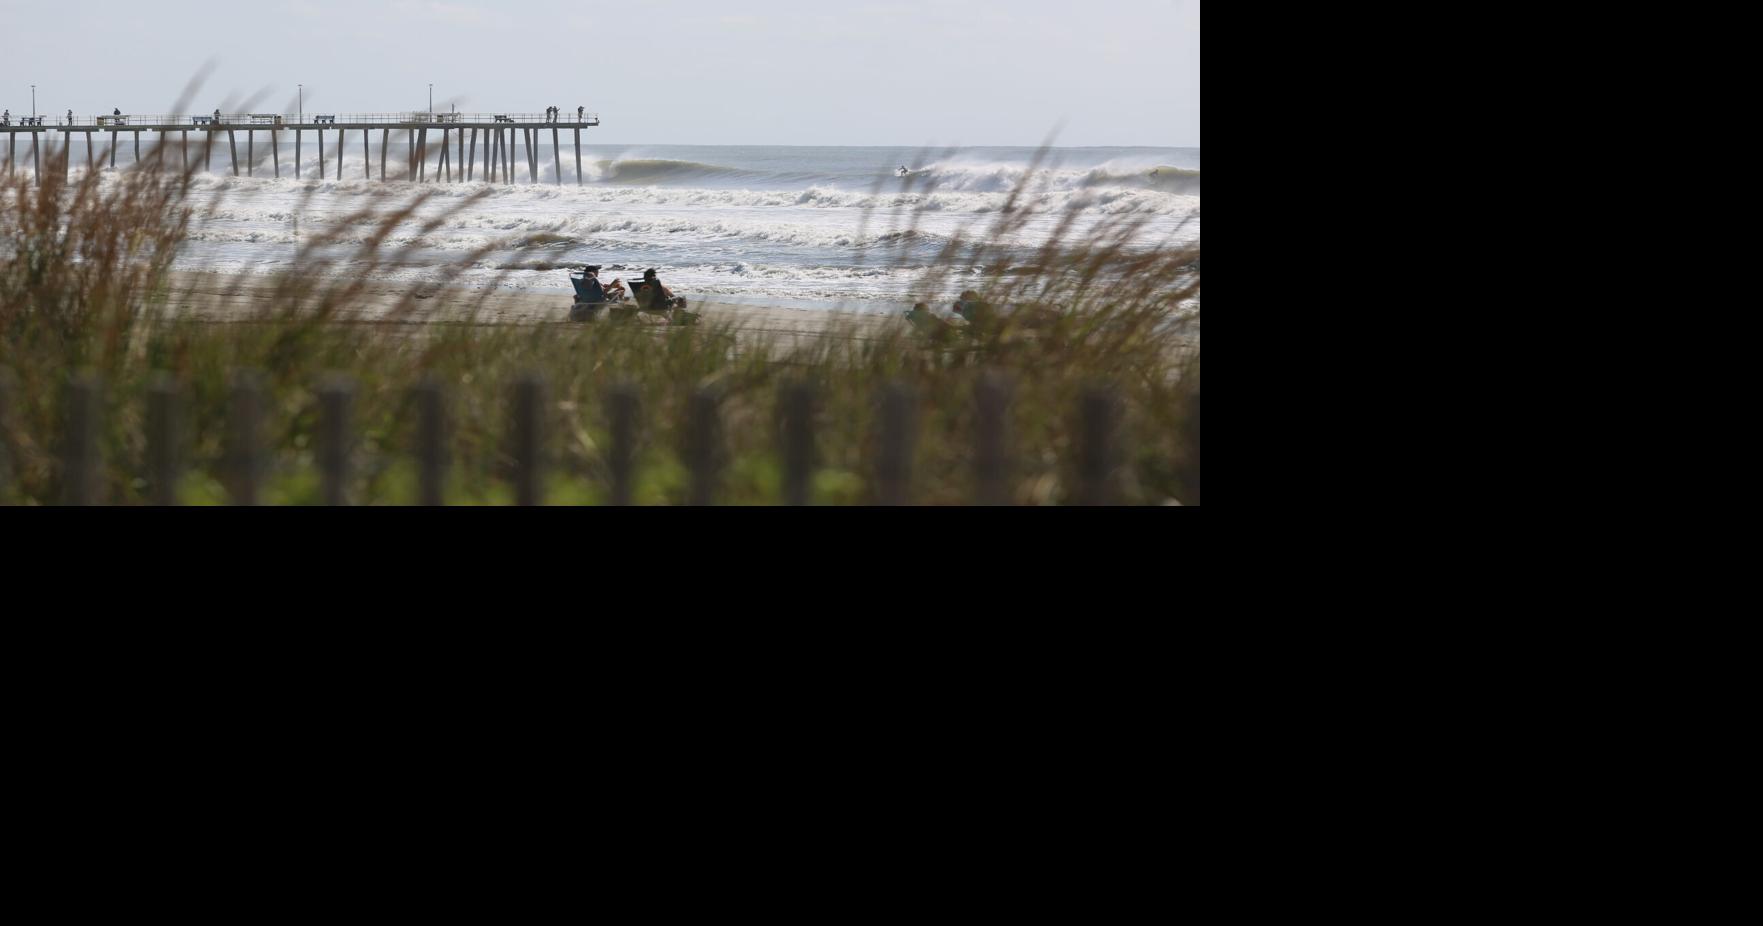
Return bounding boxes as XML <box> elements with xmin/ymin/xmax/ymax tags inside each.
<box><xmin>0</xmin><ymin>128</ymin><xmax>1199</xmax><ymax>505</ymax></box>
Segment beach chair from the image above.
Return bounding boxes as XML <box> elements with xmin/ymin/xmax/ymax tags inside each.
<box><xmin>631</xmin><ymin>283</ymin><xmax>699</xmax><ymax>326</ymax></box>
<box><xmin>568</xmin><ymin>269</ymin><xmax>631</xmax><ymax>321</ymax></box>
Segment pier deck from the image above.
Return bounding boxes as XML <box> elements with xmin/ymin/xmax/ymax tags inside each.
<box><xmin>1</xmin><ymin>112</ymin><xmax>601</xmax><ymax>186</ymax></box>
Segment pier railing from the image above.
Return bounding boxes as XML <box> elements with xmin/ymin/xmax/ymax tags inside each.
<box><xmin>50</xmin><ymin>112</ymin><xmax>599</xmax><ymax>128</ymax></box>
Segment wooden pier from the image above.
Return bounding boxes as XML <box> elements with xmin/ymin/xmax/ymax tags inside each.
<box><xmin>1</xmin><ymin>111</ymin><xmax>599</xmax><ymax>186</ymax></box>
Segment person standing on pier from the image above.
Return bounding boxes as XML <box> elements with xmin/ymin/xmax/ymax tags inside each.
<box><xmin>578</xmin><ymin>106</ymin><xmax>585</xmax><ymax>122</ymax></box>
<box><xmin>67</xmin><ymin>109</ymin><xmax>74</xmax><ymax>126</ymax></box>
<box><xmin>2</xmin><ymin>110</ymin><xmax>9</xmax><ymax>126</ymax></box>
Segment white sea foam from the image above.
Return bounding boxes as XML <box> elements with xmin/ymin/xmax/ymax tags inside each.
<box><xmin>73</xmin><ymin>144</ymin><xmax>1200</xmax><ymax>303</ymax></box>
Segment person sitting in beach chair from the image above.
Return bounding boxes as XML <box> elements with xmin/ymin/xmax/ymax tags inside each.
<box><xmin>577</xmin><ymin>265</ymin><xmax>607</xmax><ymax>301</ymax></box>
<box><xmin>634</xmin><ymin>269</ymin><xmax>682</xmax><ymax>312</ymax></box>
<box><xmin>952</xmin><ymin>290</ymin><xmax>992</xmax><ymax>326</ymax></box>
<box><xmin>632</xmin><ymin>269</ymin><xmax>699</xmax><ymax>325</ymax></box>
<box><xmin>569</xmin><ymin>265</ymin><xmax>623</xmax><ymax>321</ymax></box>
<box><xmin>951</xmin><ymin>290</ymin><xmax>1062</xmax><ymax>338</ymax></box>
<box><xmin>906</xmin><ymin>302</ymin><xmax>961</xmax><ymax>344</ymax></box>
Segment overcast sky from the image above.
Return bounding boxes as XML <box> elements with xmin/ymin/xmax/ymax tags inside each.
<box><xmin>1</xmin><ymin>0</ymin><xmax>1199</xmax><ymax>147</ymax></box>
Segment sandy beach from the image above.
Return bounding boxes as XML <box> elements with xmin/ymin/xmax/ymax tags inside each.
<box><xmin>156</xmin><ymin>271</ymin><xmax>1199</xmax><ymax>363</ymax></box>
<box><xmin>159</xmin><ymin>270</ymin><xmax>910</xmax><ymax>348</ymax></box>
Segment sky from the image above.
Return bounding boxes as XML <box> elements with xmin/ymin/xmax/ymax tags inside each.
<box><xmin>0</xmin><ymin>0</ymin><xmax>1199</xmax><ymax>148</ymax></box>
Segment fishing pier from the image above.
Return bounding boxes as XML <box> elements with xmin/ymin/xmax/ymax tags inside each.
<box><xmin>0</xmin><ymin>111</ymin><xmax>601</xmax><ymax>185</ymax></box>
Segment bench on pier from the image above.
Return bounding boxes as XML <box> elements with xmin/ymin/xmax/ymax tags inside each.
<box><xmin>249</xmin><ymin>114</ymin><xmax>284</xmax><ymax>126</ymax></box>
<box><xmin>314</xmin><ymin>115</ymin><xmax>337</xmax><ymax>124</ymax></box>
<box><xmin>97</xmin><ymin>115</ymin><xmax>128</xmax><ymax>126</ymax></box>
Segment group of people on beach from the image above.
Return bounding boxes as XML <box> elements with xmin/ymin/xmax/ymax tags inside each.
<box><xmin>906</xmin><ymin>291</ymin><xmax>1061</xmax><ymax>341</ymax></box>
<box><xmin>544</xmin><ymin>106</ymin><xmax>586</xmax><ymax>123</ymax></box>
<box><xmin>571</xmin><ymin>266</ymin><xmax>690</xmax><ymax>323</ymax></box>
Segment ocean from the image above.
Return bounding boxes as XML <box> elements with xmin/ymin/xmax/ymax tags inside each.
<box><xmin>40</xmin><ymin>142</ymin><xmax>1199</xmax><ymax>312</ymax></box>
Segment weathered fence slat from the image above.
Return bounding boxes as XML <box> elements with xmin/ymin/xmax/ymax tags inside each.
<box><xmin>61</xmin><ymin>373</ymin><xmax>102</xmax><ymax>506</ymax></box>
<box><xmin>1181</xmin><ymin>388</ymin><xmax>1200</xmax><ymax>506</ymax></box>
<box><xmin>513</xmin><ymin>375</ymin><xmax>544</xmax><ymax>506</ymax></box>
<box><xmin>0</xmin><ymin>367</ymin><xmax>15</xmax><ymax>501</ymax></box>
<box><xmin>147</xmin><ymin>374</ymin><xmax>181</xmax><ymax>506</ymax></box>
<box><xmin>1075</xmin><ymin>387</ymin><xmax>1122</xmax><ymax>506</ymax></box>
<box><xmin>318</xmin><ymin>375</ymin><xmax>354</xmax><ymax>506</ymax></box>
<box><xmin>974</xmin><ymin>372</ymin><xmax>1012</xmax><ymax>506</ymax></box>
<box><xmin>780</xmin><ymin>382</ymin><xmax>814</xmax><ymax>506</ymax></box>
<box><xmin>876</xmin><ymin>382</ymin><xmax>916</xmax><ymax>506</ymax></box>
<box><xmin>608</xmin><ymin>384</ymin><xmax>638</xmax><ymax>507</ymax></box>
<box><xmin>416</xmin><ymin>380</ymin><xmax>446</xmax><ymax>506</ymax></box>
<box><xmin>686</xmin><ymin>387</ymin><xmax>720</xmax><ymax>507</ymax></box>
<box><xmin>228</xmin><ymin>371</ymin><xmax>265</xmax><ymax>506</ymax></box>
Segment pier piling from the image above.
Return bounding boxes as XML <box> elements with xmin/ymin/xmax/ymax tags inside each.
<box><xmin>380</xmin><ymin>129</ymin><xmax>389</xmax><ymax>182</ymax></box>
<box><xmin>467</xmin><ymin>128</ymin><xmax>477</xmax><ymax>181</ymax></box>
<box><xmin>295</xmin><ymin>129</ymin><xmax>301</xmax><ymax>178</ymax></box>
<box><xmin>247</xmin><ymin>130</ymin><xmax>253</xmax><ymax>177</ymax></box>
<box><xmin>334</xmin><ymin>128</ymin><xmax>343</xmax><ymax>180</ymax></box>
<box><xmin>272</xmin><ymin>129</ymin><xmax>279</xmax><ymax>177</ymax></box>
<box><xmin>552</xmin><ymin>127</ymin><xmax>561</xmax><ymax>186</ymax></box>
<box><xmin>228</xmin><ymin>129</ymin><xmax>238</xmax><ymax>176</ymax></box>
<box><xmin>363</xmin><ymin>129</ymin><xmax>370</xmax><ymax>180</ymax></box>
<box><xmin>110</xmin><ymin>129</ymin><xmax>118</xmax><ymax>169</ymax></box>
<box><xmin>575</xmin><ymin>128</ymin><xmax>582</xmax><ymax>185</ymax></box>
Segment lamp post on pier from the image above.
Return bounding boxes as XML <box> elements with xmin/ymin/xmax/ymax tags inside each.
<box><xmin>298</xmin><ymin>84</ymin><xmax>303</xmax><ymax>122</ymax></box>
<box><xmin>31</xmin><ymin>84</ymin><xmax>36</xmax><ymax>120</ymax></box>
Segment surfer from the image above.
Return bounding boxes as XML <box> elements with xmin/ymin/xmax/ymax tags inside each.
<box><xmin>898</xmin><ymin>166</ymin><xmax>910</xmax><ymax>177</ymax></box>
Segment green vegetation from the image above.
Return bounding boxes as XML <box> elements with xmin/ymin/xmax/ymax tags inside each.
<box><xmin>0</xmin><ymin>136</ymin><xmax>1199</xmax><ymax>505</ymax></box>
